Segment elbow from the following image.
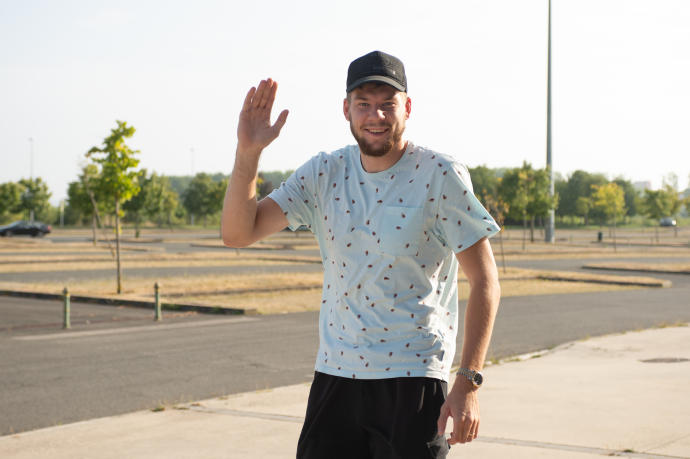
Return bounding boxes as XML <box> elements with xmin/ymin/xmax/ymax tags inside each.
<box><xmin>221</xmin><ymin>226</ymin><xmax>252</xmax><ymax>248</ymax></box>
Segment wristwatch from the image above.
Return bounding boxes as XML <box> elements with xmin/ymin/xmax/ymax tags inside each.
<box><xmin>456</xmin><ymin>368</ymin><xmax>484</xmax><ymax>388</ymax></box>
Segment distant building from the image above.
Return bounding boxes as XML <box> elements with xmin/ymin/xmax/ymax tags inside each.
<box><xmin>633</xmin><ymin>181</ymin><xmax>652</xmax><ymax>192</ymax></box>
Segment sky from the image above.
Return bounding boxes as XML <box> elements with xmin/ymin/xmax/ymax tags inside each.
<box><xmin>1</xmin><ymin>0</ymin><xmax>689</xmax><ymax>205</ymax></box>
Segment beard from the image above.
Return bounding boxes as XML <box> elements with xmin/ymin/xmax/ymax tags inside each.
<box><xmin>349</xmin><ymin>120</ymin><xmax>405</xmax><ymax>158</ymax></box>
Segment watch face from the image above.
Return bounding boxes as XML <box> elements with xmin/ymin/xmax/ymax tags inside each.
<box><xmin>473</xmin><ymin>372</ymin><xmax>483</xmax><ymax>386</ymax></box>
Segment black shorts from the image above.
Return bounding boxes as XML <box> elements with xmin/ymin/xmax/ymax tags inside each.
<box><xmin>297</xmin><ymin>372</ymin><xmax>450</xmax><ymax>459</ymax></box>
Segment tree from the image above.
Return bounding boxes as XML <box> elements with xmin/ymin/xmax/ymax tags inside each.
<box><xmin>498</xmin><ymin>166</ymin><xmax>529</xmax><ymax>249</ymax></box>
<box><xmin>612</xmin><ymin>177</ymin><xmax>638</xmax><ymax>219</ymax></box>
<box><xmin>18</xmin><ymin>177</ymin><xmax>52</xmax><ymax>221</ymax></box>
<box><xmin>122</xmin><ymin>169</ymin><xmax>149</xmax><ymax>237</ymax></box>
<box><xmin>0</xmin><ymin>182</ymin><xmax>23</xmax><ymax>223</ymax></box>
<box><xmin>575</xmin><ymin>196</ymin><xmax>593</xmax><ymax>226</ymax></box>
<box><xmin>143</xmin><ymin>174</ymin><xmax>179</xmax><ymax>227</ymax></box>
<box><xmin>556</xmin><ymin>170</ymin><xmax>607</xmax><ymax>221</ymax></box>
<box><xmin>182</xmin><ymin>173</ymin><xmax>225</xmax><ymax>226</ymax></box>
<box><xmin>86</xmin><ymin>120</ymin><xmax>141</xmax><ymax>294</ymax></box>
<box><xmin>640</xmin><ymin>186</ymin><xmax>681</xmax><ymax>242</ymax></box>
<box><xmin>66</xmin><ymin>164</ymin><xmax>105</xmax><ymax>241</ymax></box>
<box><xmin>498</xmin><ymin>162</ymin><xmax>557</xmax><ymax>246</ymax></box>
<box><xmin>525</xmin><ymin>166</ymin><xmax>558</xmax><ymax>242</ymax></box>
<box><xmin>591</xmin><ymin>183</ymin><xmax>626</xmax><ymax>251</ymax></box>
<box><xmin>468</xmin><ymin>165</ymin><xmax>498</xmax><ymax>208</ymax></box>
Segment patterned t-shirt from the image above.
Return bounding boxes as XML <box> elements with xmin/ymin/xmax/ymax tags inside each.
<box><xmin>268</xmin><ymin>141</ymin><xmax>500</xmax><ymax>382</ymax></box>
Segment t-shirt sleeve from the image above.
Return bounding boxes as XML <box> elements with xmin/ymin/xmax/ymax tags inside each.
<box><xmin>267</xmin><ymin>158</ymin><xmax>317</xmax><ymax>231</ymax></box>
<box><xmin>434</xmin><ymin>162</ymin><xmax>501</xmax><ymax>253</ymax></box>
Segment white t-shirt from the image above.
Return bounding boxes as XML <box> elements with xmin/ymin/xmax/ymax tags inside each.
<box><xmin>268</xmin><ymin>141</ymin><xmax>500</xmax><ymax>382</ymax></box>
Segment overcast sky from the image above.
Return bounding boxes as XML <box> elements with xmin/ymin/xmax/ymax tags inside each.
<box><xmin>1</xmin><ymin>0</ymin><xmax>689</xmax><ymax>205</ymax></box>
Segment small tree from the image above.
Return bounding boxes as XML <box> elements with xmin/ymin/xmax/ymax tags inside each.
<box><xmin>18</xmin><ymin>177</ymin><xmax>52</xmax><ymax>221</ymax></box>
<box><xmin>575</xmin><ymin>196</ymin><xmax>592</xmax><ymax>226</ymax></box>
<box><xmin>0</xmin><ymin>182</ymin><xmax>23</xmax><ymax>223</ymax></box>
<box><xmin>498</xmin><ymin>167</ymin><xmax>529</xmax><ymax>249</ymax></box>
<box><xmin>183</xmin><ymin>173</ymin><xmax>225</xmax><ymax>227</ymax></box>
<box><xmin>142</xmin><ymin>174</ymin><xmax>180</xmax><ymax>228</ymax></box>
<box><xmin>66</xmin><ymin>164</ymin><xmax>106</xmax><ymax>242</ymax></box>
<box><xmin>122</xmin><ymin>169</ymin><xmax>149</xmax><ymax>237</ymax></box>
<box><xmin>641</xmin><ymin>186</ymin><xmax>681</xmax><ymax>242</ymax></box>
<box><xmin>86</xmin><ymin>120</ymin><xmax>141</xmax><ymax>294</ymax></box>
<box><xmin>591</xmin><ymin>183</ymin><xmax>626</xmax><ymax>251</ymax></box>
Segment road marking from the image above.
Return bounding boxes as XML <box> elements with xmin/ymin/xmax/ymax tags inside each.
<box><xmin>190</xmin><ymin>406</ymin><xmax>304</xmax><ymax>423</ymax></box>
<box><xmin>188</xmin><ymin>406</ymin><xmax>685</xmax><ymax>458</ymax></box>
<box><xmin>13</xmin><ymin>317</ymin><xmax>258</xmax><ymax>341</ymax></box>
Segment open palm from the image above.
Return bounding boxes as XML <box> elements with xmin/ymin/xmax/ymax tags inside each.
<box><xmin>237</xmin><ymin>78</ymin><xmax>289</xmax><ymax>155</ymax></box>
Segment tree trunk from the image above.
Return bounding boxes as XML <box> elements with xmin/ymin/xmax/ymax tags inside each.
<box><xmin>522</xmin><ymin>216</ymin><xmax>527</xmax><ymax>251</ymax></box>
<box><xmin>530</xmin><ymin>216</ymin><xmax>535</xmax><ymax>242</ymax></box>
<box><xmin>92</xmin><ymin>214</ymin><xmax>97</xmax><ymax>245</ymax></box>
<box><xmin>115</xmin><ymin>198</ymin><xmax>122</xmax><ymax>294</ymax></box>
<box><xmin>612</xmin><ymin>219</ymin><xmax>617</xmax><ymax>253</ymax></box>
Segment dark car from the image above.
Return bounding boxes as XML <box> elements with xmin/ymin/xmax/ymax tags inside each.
<box><xmin>0</xmin><ymin>220</ymin><xmax>52</xmax><ymax>237</ymax></box>
<box><xmin>659</xmin><ymin>217</ymin><xmax>677</xmax><ymax>227</ymax></box>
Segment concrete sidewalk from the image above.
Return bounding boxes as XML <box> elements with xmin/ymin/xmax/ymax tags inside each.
<box><xmin>1</xmin><ymin>326</ymin><xmax>689</xmax><ymax>459</ymax></box>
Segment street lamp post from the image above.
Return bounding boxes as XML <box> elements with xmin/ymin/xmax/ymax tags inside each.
<box><xmin>27</xmin><ymin>137</ymin><xmax>35</xmax><ymax>221</ymax></box>
<box><xmin>545</xmin><ymin>0</ymin><xmax>556</xmax><ymax>243</ymax></box>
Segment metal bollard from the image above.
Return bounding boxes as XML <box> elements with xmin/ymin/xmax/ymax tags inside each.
<box><xmin>154</xmin><ymin>282</ymin><xmax>162</xmax><ymax>322</ymax></box>
<box><xmin>63</xmin><ymin>287</ymin><xmax>71</xmax><ymax>329</ymax></box>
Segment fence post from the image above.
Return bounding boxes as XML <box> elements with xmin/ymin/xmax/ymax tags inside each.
<box><xmin>63</xmin><ymin>287</ymin><xmax>71</xmax><ymax>329</ymax></box>
<box><xmin>154</xmin><ymin>282</ymin><xmax>162</xmax><ymax>322</ymax></box>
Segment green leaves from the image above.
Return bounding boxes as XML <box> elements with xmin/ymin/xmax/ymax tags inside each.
<box><xmin>182</xmin><ymin>173</ymin><xmax>226</xmax><ymax>226</ymax></box>
<box><xmin>86</xmin><ymin>120</ymin><xmax>141</xmax><ymax>203</ymax></box>
<box><xmin>497</xmin><ymin>162</ymin><xmax>557</xmax><ymax>223</ymax></box>
<box><xmin>640</xmin><ymin>186</ymin><xmax>680</xmax><ymax>221</ymax></box>
<box><xmin>591</xmin><ymin>183</ymin><xmax>626</xmax><ymax>223</ymax></box>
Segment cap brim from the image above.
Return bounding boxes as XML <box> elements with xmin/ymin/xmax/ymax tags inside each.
<box><xmin>346</xmin><ymin>76</ymin><xmax>406</xmax><ymax>93</ymax></box>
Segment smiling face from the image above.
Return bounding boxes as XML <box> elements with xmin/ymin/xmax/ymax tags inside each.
<box><xmin>344</xmin><ymin>83</ymin><xmax>411</xmax><ymax>158</ymax></box>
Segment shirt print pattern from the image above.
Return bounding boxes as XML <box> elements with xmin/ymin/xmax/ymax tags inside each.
<box><xmin>268</xmin><ymin>142</ymin><xmax>500</xmax><ymax>382</ymax></box>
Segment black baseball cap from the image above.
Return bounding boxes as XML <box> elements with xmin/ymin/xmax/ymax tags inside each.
<box><xmin>346</xmin><ymin>51</ymin><xmax>407</xmax><ymax>93</ymax></box>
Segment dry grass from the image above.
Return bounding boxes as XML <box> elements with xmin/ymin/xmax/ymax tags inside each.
<box><xmin>0</xmin><ymin>257</ymin><xmax>307</xmax><ymax>273</ymax></box>
<box><xmin>1</xmin><ymin>228</ymin><xmax>683</xmax><ymax>314</ymax></box>
<box><xmin>175</xmin><ymin>278</ymin><xmax>638</xmax><ymax>314</ymax></box>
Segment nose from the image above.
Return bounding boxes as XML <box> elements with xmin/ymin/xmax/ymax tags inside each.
<box><xmin>374</xmin><ymin>107</ymin><xmax>386</xmax><ymax>119</ymax></box>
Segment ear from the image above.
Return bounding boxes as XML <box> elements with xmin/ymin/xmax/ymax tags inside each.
<box><xmin>343</xmin><ymin>97</ymin><xmax>351</xmax><ymax>121</ymax></box>
<box><xmin>404</xmin><ymin>96</ymin><xmax>412</xmax><ymax>120</ymax></box>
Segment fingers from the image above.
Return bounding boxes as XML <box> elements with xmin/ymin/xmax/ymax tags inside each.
<box><xmin>255</xmin><ymin>78</ymin><xmax>273</xmax><ymax>109</ymax></box>
<box><xmin>244</xmin><ymin>78</ymin><xmax>280</xmax><ymax>115</ymax></box>
<box><xmin>272</xmin><ymin>109</ymin><xmax>289</xmax><ymax>134</ymax></box>
<box><xmin>436</xmin><ymin>403</ymin><xmax>450</xmax><ymax>437</ymax></box>
<box><xmin>265</xmin><ymin>79</ymin><xmax>278</xmax><ymax>113</ymax></box>
<box><xmin>447</xmin><ymin>412</ymin><xmax>479</xmax><ymax>445</ymax></box>
<box><xmin>242</xmin><ymin>86</ymin><xmax>256</xmax><ymax>112</ymax></box>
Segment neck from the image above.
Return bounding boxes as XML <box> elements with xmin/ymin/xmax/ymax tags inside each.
<box><xmin>360</xmin><ymin>140</ymin><xmax>408</xmax><ymax>173</ymax></box>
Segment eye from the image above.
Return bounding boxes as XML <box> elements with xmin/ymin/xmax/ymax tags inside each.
<box><xmin>358</xmin><ymin>102</ymin><xmax>369</xmax><ymax>108</ymax></box>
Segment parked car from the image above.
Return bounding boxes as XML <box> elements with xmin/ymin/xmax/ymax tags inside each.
<box><xmin>0</xmin><ymin>220</ymin><xmax>52</xmax><ymax>237</ymax></box>
<box><xmin>659</xmin><ymin>217</ymin><xmax>677</xmax><ymax>227</ymax></box>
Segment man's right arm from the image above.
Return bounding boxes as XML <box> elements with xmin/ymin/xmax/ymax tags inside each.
<box><xmin>221</xmin><ymin>78</ymin><xmax>289</xmax><ymax>247</ymax></box>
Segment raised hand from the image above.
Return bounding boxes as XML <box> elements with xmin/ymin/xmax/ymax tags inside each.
<box><xmin>237</xmin><ymin>78</ymin><xmax>289</xmax><ymax>157</ymax></box>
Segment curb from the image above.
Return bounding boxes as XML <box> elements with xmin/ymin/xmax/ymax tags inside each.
<box><xmin>583</xmin><ymin>265</ymin><xmax>690</xmax><ymax>275</ymax></box>
<box><xmin>0</xmin><ymin>290</ymin><xmax>257</xmax><ymax>316</ymax></box>
<box><xmin>536</xmin><ymin>274</ymin><xmax>671</xmax><ymax>288</ymax></box>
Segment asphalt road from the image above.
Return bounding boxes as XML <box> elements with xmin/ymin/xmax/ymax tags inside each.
<box><xmin>2</xmin><ymin>270</ymin><xmax>690</xmax><ymax>436</ymax></box>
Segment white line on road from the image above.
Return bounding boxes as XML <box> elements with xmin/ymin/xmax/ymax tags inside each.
<box><xmin>13</xmin><ymin>317</ymin><xmax>258</xmax><ymax>341</ymax></box>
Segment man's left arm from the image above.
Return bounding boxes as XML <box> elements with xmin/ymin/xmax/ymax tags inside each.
<box><xmin>437</xmin><ymin>236</ymin><xmax>501</xmax><ymax>445</ymax></box>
